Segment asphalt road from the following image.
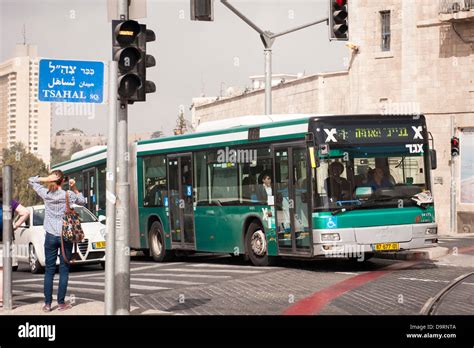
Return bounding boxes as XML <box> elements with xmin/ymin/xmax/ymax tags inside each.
<box><xmin>9</xmin><ymin>235</ymin><xmax>474</xmax><ymax>315</ymax></box>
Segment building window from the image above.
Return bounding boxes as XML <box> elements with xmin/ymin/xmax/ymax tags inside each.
<box><xmin>381</xmin><ymin>11</ymin><xmax>391</xmax><ymax>52</ymax></box>
<box><xmin>461</xmin><ymin>129</ymin><xmax>474</xmax><ymax>204</ymax></box>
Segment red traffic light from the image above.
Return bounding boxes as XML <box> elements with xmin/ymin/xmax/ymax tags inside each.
<box><xmin>330</xmin><ymin>0</ymin><xmax>349</xmax><ymax>40</ymax></box>
<box><xmin>451</xmin><ymin>136</ymin><xmax>460</xmax><ymax>157</ymax></box>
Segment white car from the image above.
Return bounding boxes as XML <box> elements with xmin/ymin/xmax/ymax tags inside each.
<box><xmin>13</xmin><ymin>205</ymin><xmax>106</xmax><ymax>273</ymax></box>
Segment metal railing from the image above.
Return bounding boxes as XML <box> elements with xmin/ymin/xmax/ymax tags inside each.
<box><xmin>440</xmin><ymin>0</ymin><xmax>474</xmax><ymax>14</ymax></box>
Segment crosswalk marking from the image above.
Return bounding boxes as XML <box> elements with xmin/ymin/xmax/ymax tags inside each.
<box><xmin>132</xmin><ymin>273</ymin><xmax>232</xmax><ymax>279</ymax></box>
<box><xmin>130</xmin><ymin>262</ymin><xmax>184</xmax><ymax>272</ymax></box>
<box><xmin>12</xmin><ymin>291</ymin><xmax>94</xmax><ymax>303</ymax></box>
<box><xmin>13</xmin><ymin>278</ymin><xmax>44</xmax><ymax>284</ymax></box>
<box><xmin>17</xmin><ymin>283</ymin><xmax>142</xmax><ymax>296</ymax></box>
<box><xmin>69</xmin><ymin>272</ymin><xmax>105</xmax><ymax>279</ymax></box>
<box><xmin>399</xmin><ymin>277</ymin><xmax>449</xmax><ymax>283</ymax></box>
<box><xmin>157</xmin><ymin>268</ymin><xmax>264</xmax><ymax>274</ymax></box>
<box><xmin>64</xmin><ymin>280</ymin><xmax>170</xmax><ymax>292</ymax></box>
<box><xmin>188</xmin><ymin>263</ymin><xmax>275</xmax><ymax>270</ymax></box>
<box><xmin>130</xmin><ymin>277</ymin><xmax>203</xmax><ymax>286</ymax></box>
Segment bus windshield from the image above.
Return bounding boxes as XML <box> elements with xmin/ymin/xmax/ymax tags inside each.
<box><xmin>313</xmin><ymin>145</ymin><xmax>430</xmax><ymax>212</ymax></box>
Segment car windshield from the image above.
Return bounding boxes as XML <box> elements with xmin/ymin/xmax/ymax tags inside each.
<box><xmin>313</xmin><ymin>145</ymin><xmax>430</xmax><ymax>211</ymax></box>
<box><xmin>33</xmin><ymin>206</ymin><xmax>97</xmax><ymax>226</ymax></box>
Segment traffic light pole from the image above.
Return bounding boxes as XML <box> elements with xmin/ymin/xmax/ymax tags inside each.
<box><xmin>450</xmin><ymin>116</ymin><xmax>457</xmax><ymax>233</ymax></box>
<box><xmin>221</xmin><ymin>0</ymin><xmax>327</xmax><ymax>115</ymax></box>
<box><xmin>115</xmin><ymin>0</ymin><xmax>131</xmax><ymax>315</ymax></box>
<box><xmin>2</xmin><ymin>165</ymin><xmax>13</xmax><ymax>311</ymax></box>
<box><xmin>104</xmin><ymin>61</ymin><xmax>118</xmax><ymax>315</ymax></box>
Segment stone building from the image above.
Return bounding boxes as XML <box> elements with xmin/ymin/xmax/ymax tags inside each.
<box><xmin>191</xmin><ymin>0</ymin><xmax>474</xmax><ymax>235</ymax></box>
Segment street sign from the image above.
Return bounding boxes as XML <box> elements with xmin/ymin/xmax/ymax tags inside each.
<box><xmin>38</xmin><ymin>59</ymin><xmax>105</xmax><ymax>103</ymax></box>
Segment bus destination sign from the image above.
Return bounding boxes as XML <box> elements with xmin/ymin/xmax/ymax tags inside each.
<box><xmin>312</xmin><ymin>119</ymin><xmax>427</xmax><ymax>145</ymax></box>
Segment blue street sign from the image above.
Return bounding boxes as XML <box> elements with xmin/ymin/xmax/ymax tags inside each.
<box><xmin>38</xmin><ymin>59</ymin><xmax>105</xmax><ymax>103</ymax></box>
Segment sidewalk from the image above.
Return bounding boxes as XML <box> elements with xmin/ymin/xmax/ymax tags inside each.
<box><xmin>0</xmin><ymin>301</ymin><xmax>172</xmax><ymax>315</ymax></box>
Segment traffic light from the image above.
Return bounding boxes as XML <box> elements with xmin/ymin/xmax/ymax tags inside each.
<box><xmin>112</xmin><ymin>20</ymin><xmax>156</xmax><ymax>103</ymax></box>
<box><xmin>191</xmin><ymin>0</ymin><xmax>214</xmax><ymax>21</ymax></box>
<box><xmin>451</xmin><ymin>136</ymin><xmax>460</xmax><ymax>157</ymax></box>
<box><xmin>329</xmin><ymin>0</ymin><xmax>349</xmax><ymax>41</ymax></box>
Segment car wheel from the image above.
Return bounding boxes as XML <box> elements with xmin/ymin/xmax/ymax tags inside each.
<box><xmin>29</xmin><ymin>244</ymin><xmax>44</xmax><ymax>274</ymax></box>
<box><xmin>149</xmin><ymin>221</ymin><xmax>172</xmax><ymax>262</ymax></box>
<box><xmin>245</xmin><ymin>222</ymin><xmax>275</xmax><ymax>267</ymax></box>
<box><xmin>12</xmin><ymin>265</ymin><xmax>18</xmax><ymax>272</ymax></box>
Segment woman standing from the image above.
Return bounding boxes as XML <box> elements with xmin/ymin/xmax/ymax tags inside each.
<box><xmin>28</xmin><ymin>170</ymin><xmax>85</xmax><ymax>312</ymax></box>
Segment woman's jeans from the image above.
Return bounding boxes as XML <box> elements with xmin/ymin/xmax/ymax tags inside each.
<box><xmin>44</xmin><ymin>232</ymin><xmax>73</xmax><ymax>305</ymax></box>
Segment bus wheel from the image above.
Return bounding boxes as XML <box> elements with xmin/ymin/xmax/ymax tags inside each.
<box><xmin>149</xmin><ymin>221</ymin><xmax>170</xmax><ymax>262</ymax></box>
<box><xmin>246</xmin><ymin>222</ymin><xmax>271</xmax><ymax>267</ymax></box>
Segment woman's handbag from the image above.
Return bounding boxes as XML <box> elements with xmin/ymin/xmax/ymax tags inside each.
<box><xmin>61</xmin><ymin>191</ymin><xmax>84</xmax><ymax>264</ymax></box>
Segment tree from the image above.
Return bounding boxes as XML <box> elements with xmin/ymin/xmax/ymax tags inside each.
<box><xmin>69</xmin><ymin>140</ymin><xmax>83</xmax><ymax>157</ymax></box>
<box><xmin>50</xmin><ymin>147</ymin><xmax>69</xmax><ymax>166</ymax></box>
<box><xmin>1</xmin><ymin>143</ymin><xmax>49</xmax><ymax>206</ymax></box>
<box><xmin>173</xmin><ymin>109</ymin><xmax>194</xmax><ymax>135</ymax></box>
<box><xmin>150</xmin><ymin>130</ymin><xmax>164</xmax><ymax>139</ymax></box>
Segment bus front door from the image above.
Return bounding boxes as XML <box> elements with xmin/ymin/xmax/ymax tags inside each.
<box><xmin>168</xmin><ymin>154</ymin><xmax>195</xmax><ymax>250</ymax></box>
<box><xmin>273</xmin><ymin>145</ymin><xmax>312</xmax><ymax>255</ymax></box>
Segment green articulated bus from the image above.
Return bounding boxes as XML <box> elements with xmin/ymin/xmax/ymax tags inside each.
<box><xmin>53</xmin><ymin>114</ymin><xmax>438</xmax><ymax>266</ymax></box>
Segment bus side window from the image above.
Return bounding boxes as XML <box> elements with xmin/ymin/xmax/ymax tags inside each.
<box><xmin>68</xmin><ymin>172</ymin><xmax>83</xmax><ymax>192</ymax></box>
<box><xmin>143</xmin><ymin>156</ymin><xmax>167</xmax><ymax>207</ymax></box>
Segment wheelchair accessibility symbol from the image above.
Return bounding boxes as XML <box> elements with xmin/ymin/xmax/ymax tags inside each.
<box><xmin>326</xmin><ymin>217</ymin><xmax>337</xmax><ymax>229</ymax></box>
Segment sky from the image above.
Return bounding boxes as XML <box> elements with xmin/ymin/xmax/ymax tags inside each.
<box><xmin>0</xmin><ymin>0</ymin><xmax>348</xmax><ymax>136</ymax></box>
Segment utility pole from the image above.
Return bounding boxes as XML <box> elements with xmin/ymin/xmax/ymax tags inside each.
<box><xmin>115</xmin><ymin>0</ymin><xmax>131</xmax><ymax>315</ymax></box>
<box><xmin>104</xmin><ymin>61</ymin><xmax>118</xmax><ymax>315</ymax></box>
<box><xmin>2</xmin><ymin>165</ymin><xmax>13</xmax><ymax>310</ymax></box>
<box><xmin>220</xmin><ymin>0</ymin><xmax>328</xmax><ymax>115</ymax></box>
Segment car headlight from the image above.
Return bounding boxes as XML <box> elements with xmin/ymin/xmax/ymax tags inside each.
<box><xmin>321</xmin><ymin>233</ymin><xmax>340</xmax><ymax>242</ymax></box>
<box><xmin>426</xmin><ymin>228</ymin><xmax>437</xmax><ymax>235</ymax></box>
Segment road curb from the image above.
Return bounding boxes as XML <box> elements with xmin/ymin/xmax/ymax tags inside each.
<box><xmin>374</xmin><ymin>246</ymin><xmax>450</xmax><ymax>261</ymax></box>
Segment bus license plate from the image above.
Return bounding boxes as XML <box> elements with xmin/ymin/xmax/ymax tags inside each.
<box><xmin>374</xmin><ymin>243</ymin><xmax>399</xmax><ymax>251</ymax></box>
<box><xmin>93</xmin><ymin>241</ymin><xmax>106</xmax><ymax>249</ymax></box>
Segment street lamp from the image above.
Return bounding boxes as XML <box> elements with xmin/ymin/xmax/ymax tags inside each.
<box><xmin>191</xmin><ymin>0</ymin><xmax>329</xmax><ymax>115</ymax></box>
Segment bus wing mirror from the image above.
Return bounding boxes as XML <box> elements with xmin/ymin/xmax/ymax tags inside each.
<box><xmin>430</xmin><ymin>149</ymin><xmax>437</xmax><ymax>170</ymax></box>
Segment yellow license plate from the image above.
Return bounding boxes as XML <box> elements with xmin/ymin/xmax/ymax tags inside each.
<box><xmin>374</xmin><ymin>243</ymin><xmax>399</xmax><ymax>251</ymax></box>
<box><xmin>93</xmin><ymin>241</ymin><xmax>106</xmax><ymax>249</ymax></box>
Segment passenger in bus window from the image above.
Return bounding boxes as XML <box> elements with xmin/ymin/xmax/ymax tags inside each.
<box><xmin>368</xmin><ymin>167</ymin><xmax>393</xmax><ymax>190</ymax></box>
<box><xmin>257</xmin><ymin>173</ymin><xmax>272</xmax><ymax>204</ymax></box>
<box><xmin>325</xmin><ymin>162</ymin><xmax>350</xmax><ymax>202</ymax></box>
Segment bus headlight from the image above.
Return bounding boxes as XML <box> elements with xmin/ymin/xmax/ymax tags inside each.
<box><xmin>425</xmin><ymin>228</ymin><xmax>437</xmax><ymax>235</ymax></box>
<box><xmin>321</xmin><ymin>233</ymin><xmax>340</xmax><ymax>242</ymax></box>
